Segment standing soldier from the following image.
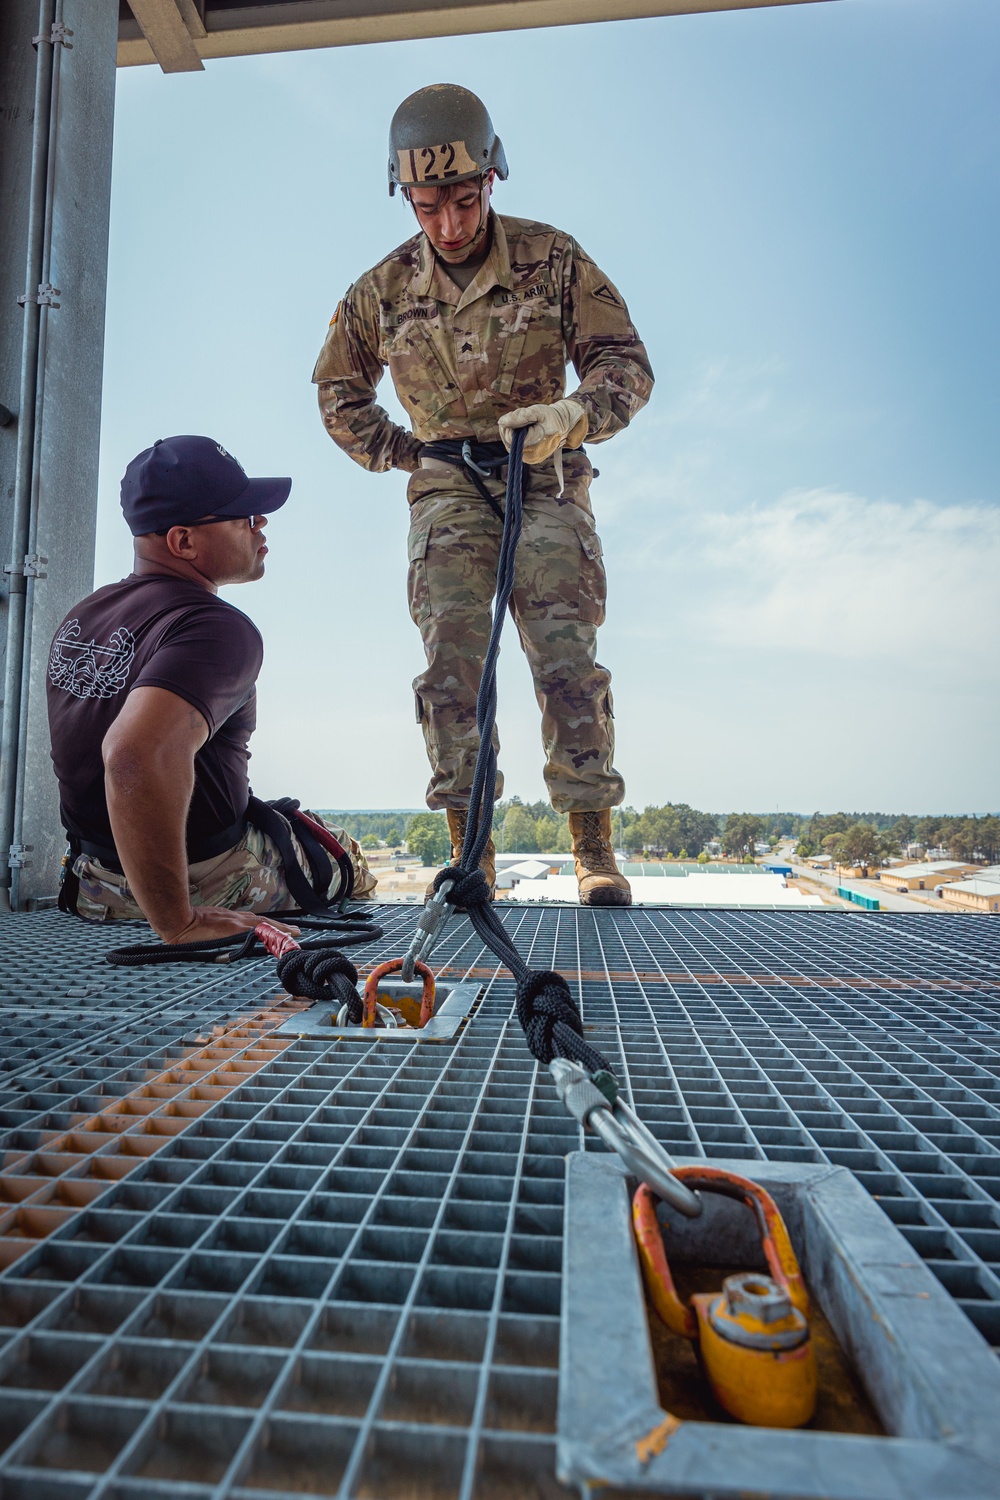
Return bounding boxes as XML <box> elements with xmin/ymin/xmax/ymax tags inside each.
<box><xmin>313</xmin><ymin>84</ymin><xmax>652</xmax><ymax>905</ymax></box>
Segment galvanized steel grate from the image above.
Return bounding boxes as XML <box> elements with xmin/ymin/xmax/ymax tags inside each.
<box><xmin>0</xmin><ymin>905</ymin><xmax>998</xmax><ymax>1497</ymax></box>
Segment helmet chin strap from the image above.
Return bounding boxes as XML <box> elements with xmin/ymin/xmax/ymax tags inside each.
<box><xmin>467</xmin><ymin>177</ymin><xmax>491</xmax><ymax>255</ymax></box>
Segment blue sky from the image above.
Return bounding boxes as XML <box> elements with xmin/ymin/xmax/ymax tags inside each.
<box><xmin>96</xmin><ymin>0</ymin><xmax>999</xmax><ymax>814</ymax></box>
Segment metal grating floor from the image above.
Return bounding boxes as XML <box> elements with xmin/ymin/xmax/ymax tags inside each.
<box><xmin>0</xmin><ymin>905</ymin><xmax>999</xmax><ymax>1498</ymax></box>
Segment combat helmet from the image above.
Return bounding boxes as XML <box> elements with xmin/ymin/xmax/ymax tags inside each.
<box><xmin>388</xmin><ymin>84</ymin><xmax>508</xmax><ymax>196</ymax></box>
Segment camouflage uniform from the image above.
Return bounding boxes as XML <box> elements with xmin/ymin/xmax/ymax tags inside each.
<box><xmin>313</xmin><ymin>212</ymin><xmax>653</xmax><ymax>811</ymax></box>
<box><xmin>71</xmin><ymin>815</ymin><xmax>376</xmax><ymax>924</ymax></box>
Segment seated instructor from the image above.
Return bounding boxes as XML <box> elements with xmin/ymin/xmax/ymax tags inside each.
<box><xmin>46</xmin><ymin>435</ymin><xmax>374</xmax><ymax>942</ymax></box>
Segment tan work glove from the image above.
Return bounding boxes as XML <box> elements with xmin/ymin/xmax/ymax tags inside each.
<box><xmin>498</xmin><ymin>398</ymin><xmax>588</xmax><ymax>466</ymax></box>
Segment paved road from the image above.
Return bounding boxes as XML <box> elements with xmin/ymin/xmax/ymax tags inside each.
<box><xmin>786</xmin><ymin>857</ymin><xmax>933</xmax><ymax>913</ymax></box>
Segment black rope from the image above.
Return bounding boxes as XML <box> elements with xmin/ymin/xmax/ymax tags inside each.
<box><xmin>431</xmin><ymin>428</ymin><xmax>614</xmax><ymax>1079</ymax></box>
<box><xmin>420</xmin><ymin>439</ymin><xmax>507</xmax><ymax>522</ymax></box>
<box><xmin>104</xmin><ymin>912</ymin><xmax>382</xmax><ymax>1023</ymax></box>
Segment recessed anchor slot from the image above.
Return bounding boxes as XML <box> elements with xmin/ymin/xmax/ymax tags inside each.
<box><xmin>277</xmin><ymin>977</ymin><xmax>481</xmax><ymax>1041</ymax></box>
<box><xmin>560</xmin><ymin>1154</ymin><xmax>1000</xmax><ymax>1499</ymax></box>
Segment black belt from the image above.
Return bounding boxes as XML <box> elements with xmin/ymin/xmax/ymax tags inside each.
<box><xmin>421</xmin><ymin>439</ymin><xmax>508</xmax><ymax>521</ymax></box>
<box><xmin>76</xmin><ymin>815</ymin><xmax>249</xmax><ymax>875</ymax></box>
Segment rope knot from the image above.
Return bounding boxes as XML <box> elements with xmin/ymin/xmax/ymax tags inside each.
<box><xmin>434</xmin><ymin>865</ymin><xmax>491</xmax><ymax>912</ymax></box>
<box><xmin>515</xmin><ymin>970</ymin><xmax>583</xmax><ymax>1064</ymax></box>
<box><xmin>276</xmin><ymin>949</ymin><xmax>362</xmax><ymax>1022</ymax></box>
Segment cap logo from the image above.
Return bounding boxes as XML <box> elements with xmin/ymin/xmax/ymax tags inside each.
<box><xmin>397</xmin><ymin>139</ymin><xmax>478</xmax><ymax>185</ymax></box>
<box><xmin>216</xmin><ymin>443</ymin><xmax>246</xmax><ymax>474</ymax></box>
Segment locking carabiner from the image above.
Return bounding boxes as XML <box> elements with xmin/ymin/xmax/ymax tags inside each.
<box><xmin>551</xmin><ymin>1059</ymin><xmax>703</xmax><ymax>1219</ymax></box>
<box><xmin>400</xmin><ymin>879</ymin><xmax>454</xmax><ymax>983</ymax></box>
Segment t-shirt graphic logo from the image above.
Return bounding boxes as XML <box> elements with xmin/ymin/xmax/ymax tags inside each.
<box><xmin>48</xmin><ymin>620</ymin><xmax>135</xmax><ymax>699</ymax></box>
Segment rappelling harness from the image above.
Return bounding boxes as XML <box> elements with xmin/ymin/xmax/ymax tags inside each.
<box><xmin>61</xmin><ymin>796</ymin><xmax>356</xmax><ymax>922</ymax></box>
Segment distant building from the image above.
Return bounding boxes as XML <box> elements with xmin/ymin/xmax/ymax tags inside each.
<box><xmin>937</xmin><ymin>878</ymin><xmax>1000</xmax><ymax>915</ymax></box>
<box><xmin>500</xmin><ymin>859</ymin><xmax>553</xmax><ymax>886</ymax></box>
<box><xmin>511</xmin><ymin>872</ymin><xmax>822</xmax><ymax>909</ymax></box>
<box><xmin>878</xmin><ymin>860</ymin><xmax>975</xmax><ymax>892</ymax></box>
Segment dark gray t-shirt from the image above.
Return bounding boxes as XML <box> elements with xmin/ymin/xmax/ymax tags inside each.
<box><xmin>46</xmin><ymin>572</ymin><xmax>263</xmax><ymax>854</ymax></box>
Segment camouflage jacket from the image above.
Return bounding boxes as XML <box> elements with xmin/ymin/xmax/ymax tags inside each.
<box><xmin>312</xmin><ymin>212</ymin><xmax>654</xmax><ymax>473</ymax></box>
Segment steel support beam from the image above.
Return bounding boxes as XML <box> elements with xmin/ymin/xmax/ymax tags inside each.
<box><xmin>118</xmin><ymin>0</ymin><xmax>835</xmax><ymax>69</ymax></box>
<box><xmin>127</xmin><ymin>0</ymin><xmax>204</xmax><ymax>73</ymax></box>
<box><xmin>0</xmin><ymin>0</ymin><xmax>119</xmax><ymax>908</ymax></box>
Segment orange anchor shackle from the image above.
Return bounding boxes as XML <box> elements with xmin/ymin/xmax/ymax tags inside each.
<box><xmin>633</xmin><ymin>1167</ymin><xmax>816</xmax><ymax>1429</ymax></box>
<box><xmin>362</xmin><ymin>959</ymin><xmax>436</xmax><ymax>1029</ymax></box>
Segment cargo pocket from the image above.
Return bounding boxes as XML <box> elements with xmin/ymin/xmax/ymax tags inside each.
<box><xmin>577</xmin><ymin>524</ymin><xmax>607</xmax><ymax>626</ymax></box>
<box><xmin>407</xmin><ymin>526</ymin><xmax>431</xmax><ymax>626</ymax></box>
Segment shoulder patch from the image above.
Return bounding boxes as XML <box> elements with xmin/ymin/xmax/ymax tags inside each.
<box><xmin>592</xmin><ymin>283</ymin><xmax>623</xmax><ymax>308</ymax></box>
<box><xmin>329</xmin><ymin>300</ymin><xmax>343</xmax><ymax>327</ymax></box>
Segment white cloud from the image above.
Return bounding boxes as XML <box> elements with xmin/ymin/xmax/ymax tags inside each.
<box><xmin>595</xmin><ymin>482</ymin><xmax>1000</xmax><ymax>808</ymax></box>
<box><xmin>605</xmin><ymin>475</ymin><xmax>1000</xmax><ymax>675</ymax></box>
<box><xmin>693</xmin><ymin>489</ymin><xmax>1000</xmax><ymax>667</ymax></box>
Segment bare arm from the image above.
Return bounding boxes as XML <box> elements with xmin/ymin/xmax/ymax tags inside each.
<box><xmin>102</xmin><ymin>687</ymin><xmax>294</xmax><ymax>944</ymax></box>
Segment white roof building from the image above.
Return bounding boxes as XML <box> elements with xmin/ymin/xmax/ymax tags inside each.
<box><xmin>937</xmin><ymin>878</ymin><xmax>1000</xmax><ymax>915</ymax></box>
<box><xmin>884</xmin><ymin>861</ymin><xmax>970</xmax><ymax>880</ymax></box>
<box><xmin>500</xmin><ymin>859</ymin><xmax>552</xmax><ymax>883</ymax></box>
<box><xmin>510</xmin><ymin>873</ymin><xmax>823</xmax><ymax>908</ymax></box>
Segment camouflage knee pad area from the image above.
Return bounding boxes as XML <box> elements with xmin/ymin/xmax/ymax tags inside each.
<box><xmin>71</xmin><ymin>817</ymin><xmax>376</xmax><ymax>923</ymax></box>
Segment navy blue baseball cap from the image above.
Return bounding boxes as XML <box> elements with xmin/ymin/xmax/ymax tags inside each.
<box><xmin>121</xmin><ymin>435</ymin><xmax>291</xmax><ymax>537</ymax></box>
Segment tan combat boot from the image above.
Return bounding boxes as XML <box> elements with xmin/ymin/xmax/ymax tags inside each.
<box><xmin>424</xmin><ymin>809</ymin><xmax>496</xmax><ymax>901</ymax></box>
<box><xmin>568</xmin><ymin>810</ymin><xmax>632</xmax><ymax>907</ymax></box>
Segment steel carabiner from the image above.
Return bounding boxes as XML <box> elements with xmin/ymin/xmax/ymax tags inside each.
<box><xmin>401</xmin><ymin>878</ymin><xmax>454</xmax><ymax>983</ymax></box>
<box><xmin>550</xmin><ymin>1059</ymin><xmax>703</xmax><ymax>1219</ymax></box>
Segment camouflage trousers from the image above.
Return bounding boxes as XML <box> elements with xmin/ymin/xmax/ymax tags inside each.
<box><xmin>405</xmin><ymin>450</ymin><xmax>625</xmax><ymax>814</ymax></box>
<box><xmin>71</xmin><ymin>814</ymin><xmax>377</xmax><ymax>924</ymax></box>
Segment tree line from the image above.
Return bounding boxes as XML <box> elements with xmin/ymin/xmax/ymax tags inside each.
<box><xmin>320</xmin><ymin>804</ymin><xmax>999</xmax><ymax>869</ymax></box>
<box><xmin>794</xmin><ymin>812</ymin><xmax>1000</xmax><ymax>866</ymax></box>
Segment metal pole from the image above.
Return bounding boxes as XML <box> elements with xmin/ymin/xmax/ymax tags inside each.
<box><xmin>9</xmin><ymin>0</ymin><xmax>65</xmax><ymax>912</ymax></box>
<box><xmin>0</xmin><ymin>0</ymin><xmax>56</xmax><ymax>911</ymax></box>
